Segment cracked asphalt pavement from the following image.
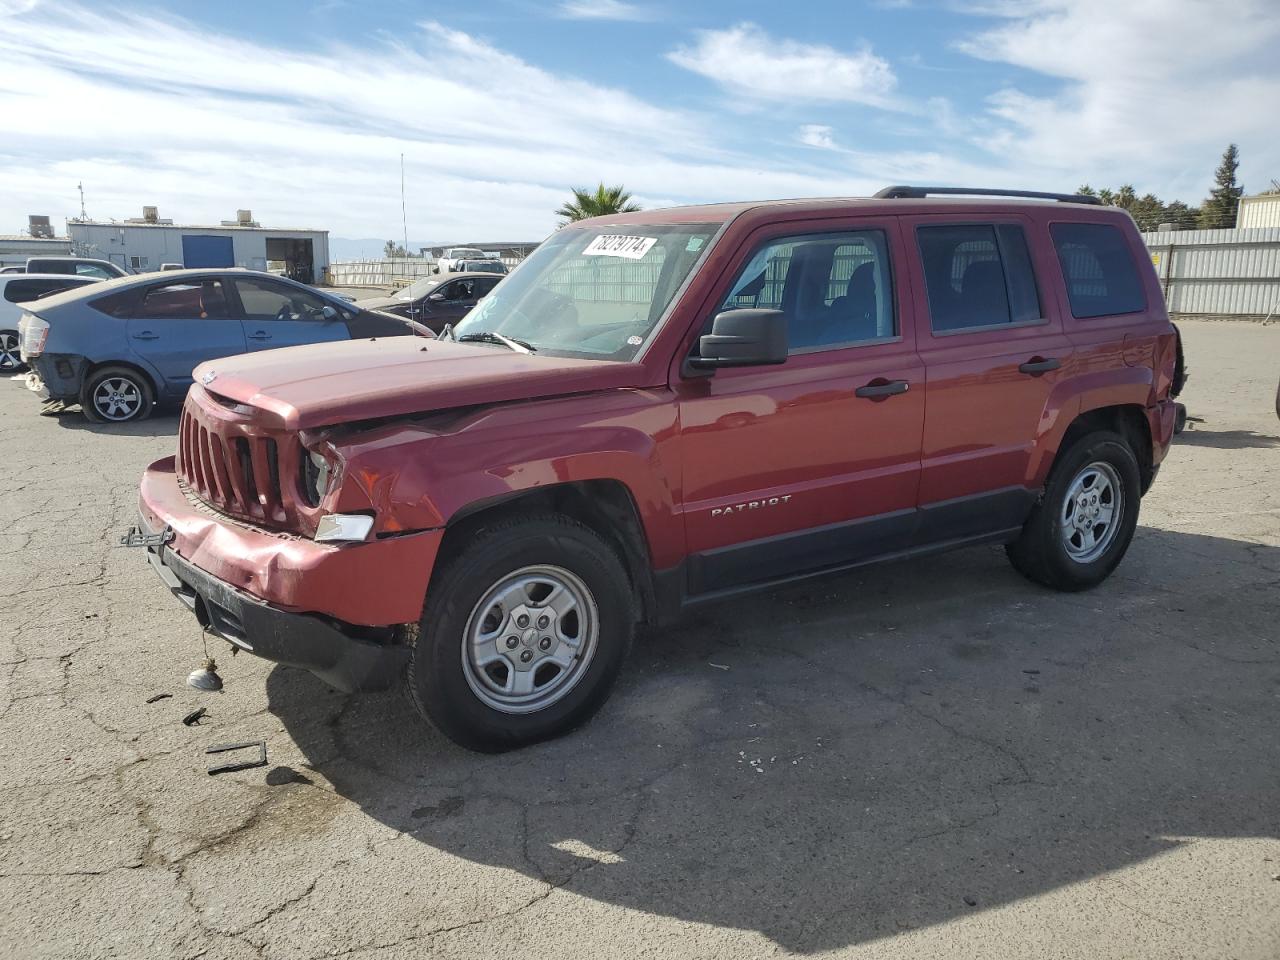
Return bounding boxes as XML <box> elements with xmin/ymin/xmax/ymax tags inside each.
<box><xmin>2</xmin><ymin>320</ymin><xmax>1278</xmax><ymax>959</ymax></box>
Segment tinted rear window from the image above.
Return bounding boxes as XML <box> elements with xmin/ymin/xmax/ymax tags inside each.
<box><xmin>3</xmin><ymin>278</ymin><xmax>91</xmax><ymax>303</ymax></box>
<box><xmin>917</xmin><ymin>223</ymin><xmax>1041</xmax><ymax>332</ymax></box>
<box><xmin>1050</xmin><ymin>223</ymin><xmax>1146</xmax><ymax>318</ymax></box>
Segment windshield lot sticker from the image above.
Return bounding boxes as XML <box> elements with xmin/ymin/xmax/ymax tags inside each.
<box><xmin>583</xmin><ymin>235</ymin><xmax>657</xmax><ymax>260</ymax></box>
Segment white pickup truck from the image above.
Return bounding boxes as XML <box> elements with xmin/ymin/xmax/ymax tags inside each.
<box><xmin>434</xmin><ymin>247</ymin><xmax>487</xmax><ymax>274</ymax></box>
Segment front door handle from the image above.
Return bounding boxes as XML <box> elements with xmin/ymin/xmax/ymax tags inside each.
<box><xmin>1019</xmin><ymin>356</ymin><xmax>1061</xmax><ymax>376</ymax></box>
<box><xmin>132</xmin><ymin>330</ymin><xmax>159</xmax><ymax>340</ymax></box>
<box><xmin>247</xmin><ymin>331</ymin><xmax>272</xmax><ymax>340</ymax></box>
<box><xmin>855</xmin><ymin>379</ymin><xmax>910</xmax><ymax>399</ymax></box>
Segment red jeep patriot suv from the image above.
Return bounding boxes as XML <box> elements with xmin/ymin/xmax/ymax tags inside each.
<box><xmin>131</xmin><ymin>186</ymin><xmax>1181</xmax><ymax>751</ymax></box>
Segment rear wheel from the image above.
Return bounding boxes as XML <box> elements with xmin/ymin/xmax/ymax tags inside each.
<box><xmin>0</xmin><ymin>330</ymin><xmax>23</xmax><ymax>373</ymax></box>
<box><xmin>409</xmin><ymin>514</ymin><xmax>635</xmax><ymax>752</ymax></box>
<box><xmin>1006</xmin><ymin>430</ymin><xmax>1141</xmax><ymax>591</ymax></box>
<box><xmin>81</xmin><ymin>365</ymin><xmax>154</xmax><ymax>423</ymax></box>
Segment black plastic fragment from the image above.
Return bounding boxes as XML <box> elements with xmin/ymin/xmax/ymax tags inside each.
<box><xmin>206</xmin><ymin>740</ymin><xmax>267</xmax><ymax>775</ymax></box>
<box><xmin>182</xmin><ymin>707</ymin><xmax>208</xmax><ymax>726</ymax></box>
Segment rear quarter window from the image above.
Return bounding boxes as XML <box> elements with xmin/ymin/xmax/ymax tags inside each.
<box><xmin>1050</xmin><ymin>222</ymin><xmax>1146</xmax><ymax>318</ymax></box>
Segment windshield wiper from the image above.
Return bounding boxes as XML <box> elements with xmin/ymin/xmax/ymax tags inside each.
<box><xmin>457</xmin><ymin>331</ymin><xmax>536</xmax><ymax>353</ymax></box>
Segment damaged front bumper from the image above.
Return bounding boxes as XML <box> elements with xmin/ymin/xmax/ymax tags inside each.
<box><xmin>134</xmin><ymin>456</ymin><xmax>444</xmax><ymax>693</ymax></box>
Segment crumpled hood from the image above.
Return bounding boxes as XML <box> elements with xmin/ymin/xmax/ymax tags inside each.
<box><xmin>192</xmin><ymin>337</ymin><xmax>648</xmax><ymax>429</ymax></box>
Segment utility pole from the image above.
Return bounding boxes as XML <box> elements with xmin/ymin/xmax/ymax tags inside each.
<box><xmin>400</xmin><ymin>154</ymin><xmax>408</xmax><ymax>258</ymax></box>
<box><xmin>77</xmin><ymin>182</ymin><xmax>86</xmax><ymax>220</ymax></box>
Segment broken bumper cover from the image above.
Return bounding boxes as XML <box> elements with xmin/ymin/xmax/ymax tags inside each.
<box><xmin>137</xmin><ymin>456</ymin><xmax>444</xmax><ymax>693</ymax></box>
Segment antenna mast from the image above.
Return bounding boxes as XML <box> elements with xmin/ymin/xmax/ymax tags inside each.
<box><xmin>400</xmin><ymin>154</ymin><xmax>408</xmax><ymax>257</ymax></box>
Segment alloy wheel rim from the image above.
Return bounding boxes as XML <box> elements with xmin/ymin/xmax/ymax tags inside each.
<box><xmin>93</xmin><ymin>377</ymin><xmax>143</xmax><ymax>421</ymax></box>
<box><xmin>1060</xmin><ymin>460</ymin><xmax>1123</xmax><ymax>564</ymax></box>
<box><xmin>0</xmin><ymin>332</ymin><xmax>18</xmax><ymax>370</ymax></box>
<box><xmin>461</xmin><ymin>564</ymin><xmax>599</xmax><ymax>715</ymax></box>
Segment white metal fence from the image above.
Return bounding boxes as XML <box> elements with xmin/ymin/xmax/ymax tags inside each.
<box><xmin>1142</xmin><ymin>227</ymin><xmax>1280</xmax><ymax>320</ymax></box>
<box><xmin>327</xmin><ymin>255</ymin><xmax>524</xmax><ymax>287</ymax></box>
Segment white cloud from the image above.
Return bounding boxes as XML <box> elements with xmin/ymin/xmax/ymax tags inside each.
<box><xmin>798</xmin><ymin>125</ymin><xmax>836</xmax><ymax>149</ymax></box>
<box><xmin>667</xmin><ymin>23</ymin><xmax>898</xmax><ymax>107</ymax></box>
<box><xmin>954</xmin><ymin>0</ymin><xmax>1280</xmax><ymax>199</ymax></box>
<box><xmin>558</xmin><ymin>0</ymin><xmax>652</xmax><ymax>20</ymax></box>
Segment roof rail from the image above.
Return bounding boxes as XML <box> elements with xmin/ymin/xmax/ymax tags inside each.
<box><xmin>874</xmin><ymin>185</ymin><xmax>1102</xmax><ymax>205</ymax></box>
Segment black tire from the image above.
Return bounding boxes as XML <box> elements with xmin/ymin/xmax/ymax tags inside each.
<box><xmin>0</xmin><ymin>329</ymin><xmax>24</xmax><ymax>374</ymax></box>
<box><xmin>1005</xmin><ymin>430</ymin><xmax>1141</xmax><ymax>591</ymax></box>
<box><xmin>80</xmin><ymin>365</ymin><xmax>154</xmax><ymax>423</ymax></box>
<box><xmin>409</xmin><ymin>513</ymin><xmax>635</xmax><ymax>752</ymax></box>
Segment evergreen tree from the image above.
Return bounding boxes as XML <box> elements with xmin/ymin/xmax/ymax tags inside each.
<box><xmin>1199</xmin><ymin>143</ymin><xmax>1243</xmax><ymax>229</ymax></box>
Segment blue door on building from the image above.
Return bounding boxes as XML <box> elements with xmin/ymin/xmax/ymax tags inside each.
<box><xmin>181</xmin><ymin>235</ymin><xmax>234</xmax><ymax>268</ymax></box>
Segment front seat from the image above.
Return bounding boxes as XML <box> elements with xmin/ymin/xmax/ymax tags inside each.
<box><xmin>828</xmin><ymin>262</ymin><xmax>879</xmax><ymax>340</ymax></box>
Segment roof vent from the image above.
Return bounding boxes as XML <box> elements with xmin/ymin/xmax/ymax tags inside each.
<box><xmin>143</xmin><ymin>205</ymin><xmax>159</xmax><ymax>223</ymax></box>
<box><xmin>236</xmin><ymin>209</ymin><xmax>253</xmax><ymax>225</ymax></box>
<box><xmin>27</xmin><ymin>215</ymin><xmax>53</xmax><ymax>239</ymax></box>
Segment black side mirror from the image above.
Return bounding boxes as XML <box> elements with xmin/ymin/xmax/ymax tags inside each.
<box><xmin>688</xmin><ymin>309</ymin><xmax>788</xmax><ymax>372</ymax></box>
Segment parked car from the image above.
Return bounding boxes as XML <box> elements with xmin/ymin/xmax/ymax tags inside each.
<box><xmin>26</xmin><ymin>256</ymin><xmax>130</xmax><ymax>280</ymax></box>
<box><xmin>19</xmin><ymin>269</ymin><xmax>425</xmax><ymax>423</ymax></box>
<box><xmin>356</xmin><ymin>272</ymin><xmax>504</xmax><ymax>331</ymax></box>
<box><xmin>1</xmin><ymin>265</ymin><xmax>26</xmax><ymax>275</ymax></box>
<box><xmin>434</xmin><ymin>247</ymin><xmax>486</xmax><ymax>274</ymax></box>
<box><xmin>159</xmin><ymin>263</ymin><xmax>185</xmax><ymax>272</ymax></box>
<box><xmin>454</xmin><ymin>259</ymin><xmax>508</xmax><ymax>275</ymax></box>
<box><xmin>0</xmin><ymin>273</ymin><xmax>102</xmax><ymax>373</ymax></box>
<box><xmin>130</xmin><ymin>186</ymin><xmax>1183</xmax><ymax>751</ymax></box>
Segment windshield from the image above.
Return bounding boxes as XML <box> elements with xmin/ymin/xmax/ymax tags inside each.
<box><xmin>398</xmin><ymin>277</ymin><xmax>441</xmax><ymax>300</ymax></box>
<box><xmin>448</xmin><ymin>248</ymin><xmax>484</xmax><ymax>259</ymax></box>
<box><xmin>452</xmin><ymin>223</ymin><xmax>718</xmax><ymax>360</ymax></box>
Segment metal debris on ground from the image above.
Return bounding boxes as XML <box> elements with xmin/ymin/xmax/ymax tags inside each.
<box><xmin>182</xmin><ymin>707</ymin><xmax>207</xmax><ymax>726</ymax></box>
<box><xmin>206</xmin><ymin>740</ymin><xmax>268</xmax><ymax>776</ymax></box>
<box><xmin>187</xmin><ymin>657</ymin><xmax>223</xmax><ymax>691</ymax></box>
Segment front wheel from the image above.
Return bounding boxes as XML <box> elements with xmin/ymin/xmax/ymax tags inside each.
<box><xmin>409</xmin><ymin>514</ymin><xmax>635</xmax><ymax>752</ymax></box>
<box><xmin>1006</xmin><ymin>430</ymin><xmax>1141</xmax><ymax>591</ymax></box>
<box><xmin>80</xmin><ymin>365</ymin><xmax>154</xmax><ymax>423</ymax></box>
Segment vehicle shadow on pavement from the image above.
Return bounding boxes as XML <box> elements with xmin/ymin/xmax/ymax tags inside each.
<box><xmin>266</xmin><ymin>527</ymin><xmax>1280</xmax><ymax>952</ymax></box>
<box><xmin>50</xmin><ymin>408</ymin><xmax>180</xmax><ymax>437</ymax></box>
<box><xmin>1174</xmin><ymin>427</ymin><xmax>1280</xmax><ymax>449</ymax></box>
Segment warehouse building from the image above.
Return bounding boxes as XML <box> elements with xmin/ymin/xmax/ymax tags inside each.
<box><xmin>1236</xmin><ymin>193</ymin><xmax>1280</xmax><ymax>229</ymax></box>
<box><xmin>0</xmin><ymin>215</ymin><xmax>73</xmax><ymax>268</ymax></box>
<box><xmin>67</xmin><ymin>207</ymin><xmax>329</xmax><ymax>282</ymax></box>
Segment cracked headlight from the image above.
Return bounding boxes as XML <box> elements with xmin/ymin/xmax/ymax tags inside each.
<box><xmin>302</xmin><ymin>448</ymin><xmax>339</xmax><ymax>506</ymax></box>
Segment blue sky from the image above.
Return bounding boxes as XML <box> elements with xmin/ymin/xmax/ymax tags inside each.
<box><xmin>1</xmin><ymin>0</ymin><xmax>1277</xmax><ymax>249</ymax></box>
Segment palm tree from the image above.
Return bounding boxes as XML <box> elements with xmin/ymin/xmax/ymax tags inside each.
<box><xmin>555</xmin><ymin>183</ymin><xmax>641</xmax><ymax>224</ymax></box>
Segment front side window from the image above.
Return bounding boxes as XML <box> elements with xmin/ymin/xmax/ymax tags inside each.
<box><xmin>134</xmin><ymin>280</ymin><xmax>231</xmax><ymax>320</ymax></box>
<box><xmin>917</xmin><ymin>223</ymin><xmax>1042</xmax><ymax>332</ymax></box>
<box><xmin>235</xmin><ymin>278</ymin><xmax>328</xmax><ymax>321</ymax></box>
<box><xmin>1051</xmin><ymin>222</ymin><xmax>1145</xmax><ymax>318</ymax></box>
<box><xmin>453</xmin><ymin>223</ymin><xmax>719</xmax><ymax>360</ymax></box>
<box><xmin>718</xmin><ymin>230</ymin><xmax>895</xmax><ymax>351</ymax></box>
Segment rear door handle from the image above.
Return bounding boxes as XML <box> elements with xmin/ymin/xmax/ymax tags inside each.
<box><xmin>132</xmin><ymin>331</ymin><xmax>159</xmax><ymax>340</ymax></box>
<box><xmin>247</xmin><ymin>331</ymin><xmax>272</xmax><ymax>340</ymax></box>
<box><xmin>855</xmin><ymin>379</ymin><xmax>910</xmax><ymax>399</ymax></box>
<box><xmin>1019</xmin><ymin>356</ymin><xmax>1061</xmax><ymax>375</ymax></box>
